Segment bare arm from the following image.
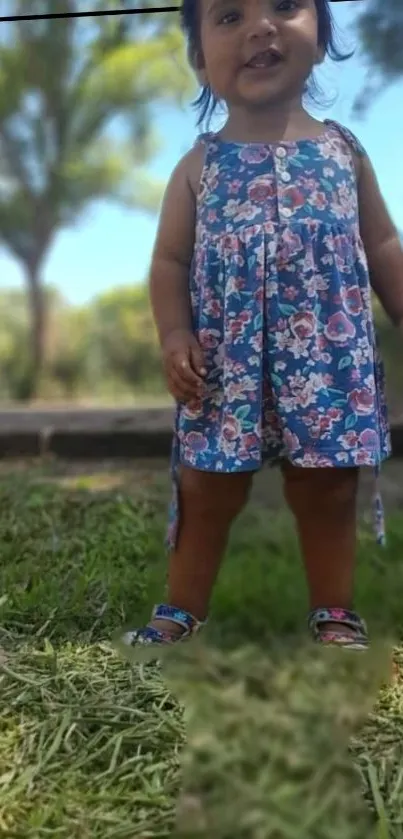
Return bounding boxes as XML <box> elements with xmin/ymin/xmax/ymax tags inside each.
<box><xmin>357</xmin><ymin>154</ymin><xmax>403</xmax><ymax>326</ymax></box>
<box><xmin>149</xmin><ymin>147</ymin><xmax>202</xmax><ymax>346</ymax></box>
<box><xmin>149</xmin><ymin>145</ymin><xmax>206</xmax><ymax>404</ymax></box>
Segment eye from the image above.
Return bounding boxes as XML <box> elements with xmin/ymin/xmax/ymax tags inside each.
<box><xmin>276</xmin><ymin>0</ymin><xmax>299</xmax><ymax>11</ymax></box>
<box><xmin>217</xmin><ymin>10</ymin><xmax>242</xmax><ymax>25</ymax></box>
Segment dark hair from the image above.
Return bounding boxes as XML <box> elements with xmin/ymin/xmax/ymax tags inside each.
<box><xmin>180</xmin><ymin>0</ymin><xmax>353</xmax><ymax>127</ymax></box>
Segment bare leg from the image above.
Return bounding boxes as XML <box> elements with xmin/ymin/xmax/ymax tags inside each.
<box><xmin>282</xmin><ymin>463</ymin><xmax>359</xmax><ymax>634</ymax></box>
<box><xmin>151</xmin><ymin>466</ymin><xmax>253</xmax><ymax>635</ymax></box>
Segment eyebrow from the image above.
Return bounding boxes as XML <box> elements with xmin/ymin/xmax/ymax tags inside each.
<box><xmin>206</xmin><ymin>0</ymin><xmax>241</xmax><ymax>16</ymax></box>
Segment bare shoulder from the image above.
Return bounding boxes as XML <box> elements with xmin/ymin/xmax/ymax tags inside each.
<box><xmin>164</xmin><ymin>143</ymin><xmax>205</xmax><ymax>205</ymax></box>
<box><xmin>152</xmin><ymin>143</ymin><xmax>206</xmax><ymax>265</ymax></box>
<box><xmin>176</xmin><ymin>142</ymin><xmax>205</xmax><ymax>198</ymax></box>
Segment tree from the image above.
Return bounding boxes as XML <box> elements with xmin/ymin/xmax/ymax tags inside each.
<box><xmin>88</xmin><ymin>284</ymin><xmax>164</xmax><ymax>394</ymax></box>
<box><xmin>0</xmin><ymin>0</ymin><xmax>191</xmax><ymax>397</ymax></box>
<box><xmin>0</xmin><ymin>286</ymin><xmax>61</xmax><ymax>400</ymax></box>
<box><xmin>0</xmin><ymin>282</ymin><xmax>166</xmax><ymax>401</ymax></box>
<box><xmin>46</xmin><ymin>295</ymin><xmax>91</xmax><ymax>399</ymax></box>
<box><xmin>354</xmin><ymin>0</ymin><xmax>403</xmax><ymax>113</ymax></box>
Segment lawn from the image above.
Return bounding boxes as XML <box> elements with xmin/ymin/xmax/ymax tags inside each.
<box><xmin>0</xmin><ymin>457</ymin><xmax>403</xmax><ymax>838</ymax></box>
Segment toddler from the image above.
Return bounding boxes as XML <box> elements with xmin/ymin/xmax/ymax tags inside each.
<box><xmin>122</xmin><ymin>0</ymin><xmax>403</xmax><ymax>655</ymax></box>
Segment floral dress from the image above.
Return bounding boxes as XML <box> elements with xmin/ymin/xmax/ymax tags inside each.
<box><xmin>166</xmin><ymin>120</ymin><xmax>391</xmax><ymax>549</ymax></box>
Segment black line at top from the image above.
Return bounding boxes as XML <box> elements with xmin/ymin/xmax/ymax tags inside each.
<box><xmin>0</xmin><ymin>8</ymin><xmax>180</xmax><ymax>23</ymax></box>
<box><xmin>0</xmin><ymin>0</ymin><xmax>355</xmax><ymax>22</ymax></box>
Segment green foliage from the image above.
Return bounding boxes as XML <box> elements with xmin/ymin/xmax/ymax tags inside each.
<box><xmin>0</xmin><ymin>0</ymin><xmax>190</xmax><ymax>241</ymax></box>
<box><xmin>0</xmin><ymin>290</ymin><xmax>32</xmax><ymax>400</ymax></box>
<box><xmin>0</xmin><ymin>287</ymin><xmax>64</xmax><ymax>400</ymax></box>
<box><xmin>0</xmin><ymin>284</ymin><xmax>166</xmax><ymax>401</ymax></box>
<box><xmin>0</xmin><ymin>0</ymin><xmax>192</xmax><ymax>394</ymax></box>
<box><xmin>48</xmin><ymin>305</ymin><xmax>92</xmax><ymax>397</ymax></box>
<box><xmin>354</xmin><ymin>0</ymin><xmax>403</xmax><ymax>113</ymax></box>
<box><xmin>89</xmin><ymin>285</ymin><xmax>163</xmax><ymax>393</ymax></box>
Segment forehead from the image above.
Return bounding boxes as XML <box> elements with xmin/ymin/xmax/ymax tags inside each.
<box><xmin>202</xmin><ymin>0</ymin><xmax>316</xmax><ymax>16</ymax></box>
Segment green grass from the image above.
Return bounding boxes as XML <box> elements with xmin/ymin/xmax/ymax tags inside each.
<box><xmin>0</xmin><ymin>459</ymin><xmax>403</xmax><ymax>837</ymax></box>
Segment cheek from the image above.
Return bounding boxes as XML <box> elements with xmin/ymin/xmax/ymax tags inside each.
<box><xmin>203</xmin><ymin>51</ymin><xmax>237</xmax><ymax>95</ymax></box>
<box><xmin>200</xmin><ymin>27</ymin><xmax>238</xmax><ymax>93</ymax></box>
<box><xmin>290</xmin><ymin>35</ymin><xmax>319</xmax><ymax>74</ymax></box>
<box><xmin>287</xmin><ymin>17</ymin><xmax>320</xmax><ymax>65</ymax></box>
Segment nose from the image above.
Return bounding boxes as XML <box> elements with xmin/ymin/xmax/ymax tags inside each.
<box><xmin>246</xmin><ymin>9</ymin><xmax>277</xmax><ymax>40</ymax></box>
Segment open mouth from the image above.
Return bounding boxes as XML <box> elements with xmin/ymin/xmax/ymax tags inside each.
<box><xmin>246</xmin><ymin>50</ymin><xmax>283</xmax><ymax>70</ymax></box>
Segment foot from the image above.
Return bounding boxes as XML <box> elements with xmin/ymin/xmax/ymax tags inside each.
<box><xmin>114</xmin><ymin>604</ymin><xmax>205</xmax><ymax>662</ymax></box>
<box><xmin>308</xmin><ymin>608</ymin><xmax>368</xmax><ymax>650</ymax></box>
<box><xmin>320</xmin><ymin>622</ymin><xmax>357</xmax><ymax>637</ymax></box>
<box><xmin>145</xmin><ymin>617</ymin><xmax>188</xmax><ymax>640</ymax></box>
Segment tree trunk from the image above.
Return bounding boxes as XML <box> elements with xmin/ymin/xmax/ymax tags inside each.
<box><xmin>25</xmin><ymin>262</ymin><xmax>46</xmax><ymax>400</ymax></box>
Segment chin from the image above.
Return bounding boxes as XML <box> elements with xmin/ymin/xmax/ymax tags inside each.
<box><xmin>242</xmin><ymin>90</ymin><xmax>290</xmax><ymax>109</ymax></box>
<box><xmin>238</xmin><ymin>78</ymin><xmax>288</xmax><ymax>101</ymax></box>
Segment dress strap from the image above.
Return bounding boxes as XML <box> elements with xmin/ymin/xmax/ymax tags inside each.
<box><xmin>324</xmin><ymin>119</ymin><xmax>366</xmax><ymax>157</ymax></box>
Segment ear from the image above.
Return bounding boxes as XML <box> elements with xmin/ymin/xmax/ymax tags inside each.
<box><xmin>195</xmin><ymin>66</ymin><xmax>208</xmax><ymax>86</ymax></box>
<box><xmin>315</xmin><ymin>45</ymin><xmax>325</xmax><ymax>65</ymax></box>
<box><xmin>188</xmin><ymin>45</ymin><xmax>208</xmax><ymax>85</ymax></box>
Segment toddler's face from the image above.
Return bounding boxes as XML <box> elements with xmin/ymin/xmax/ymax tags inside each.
<box><xmin>196</xmin><ymin>0</ymin><xmax>322</xmax><ymax>111</ymax></box>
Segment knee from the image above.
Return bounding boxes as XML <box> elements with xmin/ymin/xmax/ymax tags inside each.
<box><xmin>180</xmin><ymin>468</ymin><xmax>251</xmax><ymax>521</ymax></box>
<box><xmin>283</xmin><ymin>465</ymin><xmax>358</xmax><ymax>517</ymax></box>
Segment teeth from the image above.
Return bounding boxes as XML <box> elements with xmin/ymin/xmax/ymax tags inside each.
<box><xmin>248</xmin><ymin>52</ymin><xmax>278</xmax><ymax>68</ymax></box>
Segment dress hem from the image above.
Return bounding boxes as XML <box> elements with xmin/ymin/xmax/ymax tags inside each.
<box><xmin>176</xmin><ymin>446</ymin><xmax>391</xmax><ymax>474</ymax></box>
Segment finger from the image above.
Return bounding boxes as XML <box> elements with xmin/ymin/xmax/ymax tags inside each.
<box><xmin>167</xmin><ymin>371</ymin><xmax>195</xmax><ymax>402</ymax></box>
<box><xmin>166</xmin><ymin>379</ymin><xmax>186</xmax><ymax>403</ymax></box>
<box><xmin>165</xmin><ymin>360</ymin><xmax>198</xmax><ymax>392</ymax></box>
<box><xmin>172</xmin><ymin>355</ymin><xmax>202</xmax><ymax>388</ymax></box>
<box><xmin>167</xmin><ymin>378</ymin><xmax>202</xmax><ymax>409</ymax></box>
<box><xmin>189</xmin><ymin>343</ymin><xmax>207</xmax><ymax>377</ymax></box>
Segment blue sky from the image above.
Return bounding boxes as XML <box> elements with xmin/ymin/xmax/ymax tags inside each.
<box><xmin>1</xmin><ymin>1</ymin><xmax>402</xmax><ymax>305</ymax></box>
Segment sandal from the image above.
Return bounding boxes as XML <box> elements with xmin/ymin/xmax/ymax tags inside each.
<box><xmin>308</xmin><ymin>607</ymin><xmax>369</xmax><ymax>651</ymax></box>
<box><xmin>114</xmin><ymin>603</ymin><xmax>205</xmax><ymax>663</ymax></box>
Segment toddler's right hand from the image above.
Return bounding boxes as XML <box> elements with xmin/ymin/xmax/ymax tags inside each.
<box><xmin>162</xmin><ymin>329</ymin><xmax>206</xmax><ymax>405</ymax></box>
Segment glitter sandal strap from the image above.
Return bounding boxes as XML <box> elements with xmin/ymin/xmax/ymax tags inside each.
<box><xmin>121</xmin><ymin>604</ymin><xmax>205</xmax><ymax>650</ymax></box>
<box><xmin>150</xmin><ymin>603</ymin><xmax>204</xmax><ymax>634</ymax></box>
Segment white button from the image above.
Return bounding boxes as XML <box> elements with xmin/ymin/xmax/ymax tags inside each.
<box><xmin>281</xmin><ymin>171</ymin><xmax>291</xmax><ymax>182</ymax></box>
<box><xmin>281</xmin><ymin>207</ymin><xmax>292</xmax><ymax>218</ymax></box>
<box><xmin>276</xmin><ymin>147</ymin><xmax>287</xmax><ymax>158</ymax></box>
